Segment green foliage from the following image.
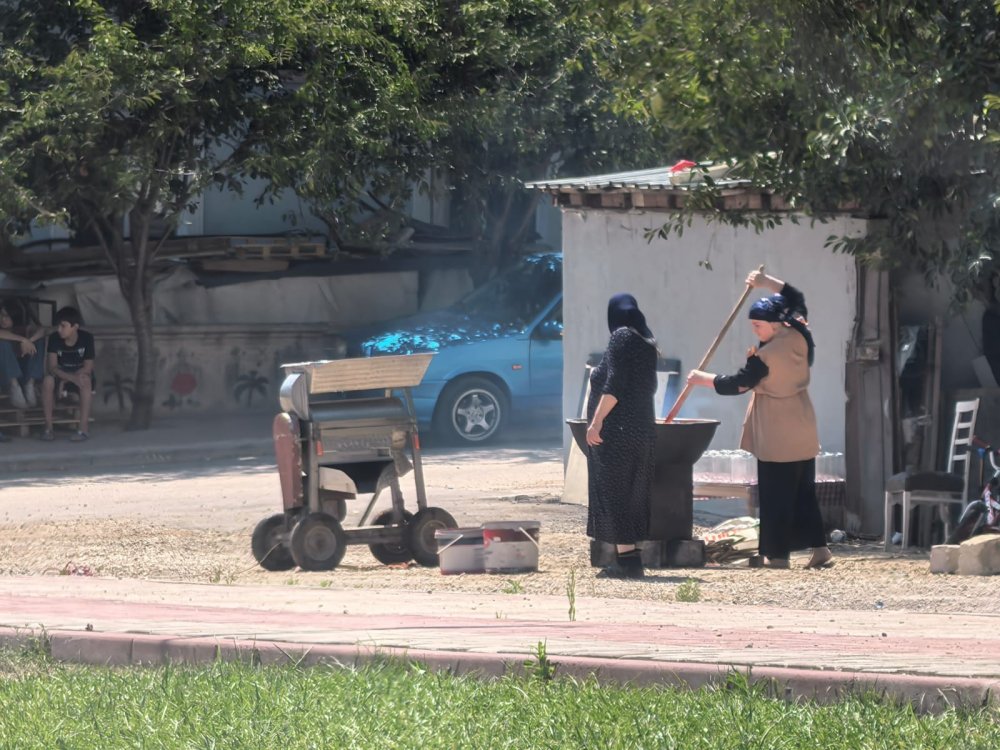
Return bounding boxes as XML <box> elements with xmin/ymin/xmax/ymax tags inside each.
<box><xmin>501</xmin><ymin>578</ymin><xmax>524</xmax><ymax>594</ymax></box>
<box><xmin>1</xmin><ymin>652</ymin><xmax>999</xmax><ymax>748</ymax></box>
<box><xmin>675</xmin><ymin>578</ymin><xmax>702</xmax><ymax>602</ymax></box>
<box><xmin>522</xmin><ymin>639</ymin><xmax>557</xmax><ymax>683</ymax></box>
<box><xmin>208</xmin><ymin>566</ymin><xmax>237</xmax><ymax>585</ymax></box>
<box><xmin>271</xmin><ymin>0</ymin><xmax>667</xmax><ymax>264</ymax></box>
<box><xmin>424</xmin><ymin>0</ymin><xmax>667</xmax><ymax>266</ymax></box>
<box><xmin>566</xmin><ymin>566</ymin><xmax>577</xmax><ymax>621</ymax></box>
<box><xmin>0</xmin><ymin>0</ymin><xmax>660</xmax><ymax>263</ymax></box>
<box><xmin>596</xmin><ymin>0</ymin><xmax>1000</xmax><ymax>304</ymax></box>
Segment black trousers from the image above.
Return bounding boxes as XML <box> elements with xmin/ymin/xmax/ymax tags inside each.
<box><xmin>757</xmin><ymin>458</ymin><xmax>826</xmax><ymax>559</ymax></box>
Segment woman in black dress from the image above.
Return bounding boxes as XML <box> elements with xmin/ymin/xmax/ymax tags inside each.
<box><xmin>585</xmin><ymin>294</ymin><xmax>658</xmax><ymax>579</ymax></box>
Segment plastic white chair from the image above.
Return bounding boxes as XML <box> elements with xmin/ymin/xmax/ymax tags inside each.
<box><xmin>883</xmin><ymin>398</ymin><xmax>980</xmax><ymax>551</ymax></box>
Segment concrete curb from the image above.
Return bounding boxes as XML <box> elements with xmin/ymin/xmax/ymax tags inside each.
<box><xmin>2</xmin><ymin>627</ymin><xmax>996</xmax><ymax>712</ymax></box>
<box><xmin>0</xmin><ymin>440</ymin><xmax>273</xmax><ymax>475</ymax></box>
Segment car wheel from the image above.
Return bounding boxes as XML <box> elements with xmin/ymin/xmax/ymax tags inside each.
<box><xmin>435</xmin><ymin>376</ymin><xmax>508</xmax><ymax>444</ymax></box>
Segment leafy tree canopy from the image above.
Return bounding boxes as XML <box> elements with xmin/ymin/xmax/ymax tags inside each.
<box><xmin>270</xmin><ymin>0</ymin><xmax>668</xmax><ymax>267</ymax></box>
<box><xmin>428</xmin><ymin>1</ymin><xmax>663</xmax><ymax>224</ymax></box>
<box><xmin>0</xmin><ymin>0</ymin><xmax>425</xmax><ymax>252</ymax></box>
<box><xmin>594</xmin><ymin>0</ymin><xmax>1000</xmax><ymax>303</ymax></box>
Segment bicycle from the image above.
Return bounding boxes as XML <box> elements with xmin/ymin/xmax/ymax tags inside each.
<box><xmin>946</xmin><ymin>435</ymin><xmax>1000</xmax><ymax>544</ymax></box>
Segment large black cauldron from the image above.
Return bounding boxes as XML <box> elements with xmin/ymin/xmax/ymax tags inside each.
<box><xmin>567</xmin><ymin>417</ymin><xmax>719</xmax><ymax>544</ymax></box>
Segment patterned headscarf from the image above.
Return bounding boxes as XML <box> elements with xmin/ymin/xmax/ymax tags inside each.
<box><xmin>607</xmin><ymin>293</ymin><xmax>655</xmax><ymax>342</ymax></box>
<box><xmin>749</xmin><ymin>294</ymin><xmax>815</xmax><ymax>365</ymax></box>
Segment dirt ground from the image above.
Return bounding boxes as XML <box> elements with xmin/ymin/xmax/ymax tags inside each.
<box><xmin>1</xmin><ymin>442</ymin><xmax>997</xmax><ymax>615</ymax></box>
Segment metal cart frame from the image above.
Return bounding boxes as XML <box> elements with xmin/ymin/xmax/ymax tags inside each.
<box><xmin>252</xmin><ymin>354</ymin><xmax>456</xmax><ymax>572</ymax></box>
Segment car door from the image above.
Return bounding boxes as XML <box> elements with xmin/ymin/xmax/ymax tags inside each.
<box><xmin>527</xmin><ymin>297</ymin><xmax>563</xmax><ymax>412</ymax></box>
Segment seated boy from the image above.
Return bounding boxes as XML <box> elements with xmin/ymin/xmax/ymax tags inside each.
<box><xmin>41</xmin><ymin>306</ymin><xmax>95</xmax><ymax>442</ymax></box>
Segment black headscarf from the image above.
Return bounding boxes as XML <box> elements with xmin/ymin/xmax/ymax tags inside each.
<box><xmin>749</xmin><ymin>294</ymin><xmax>815</xmax><ymax>366</ymax></box>
<box><xmin>607</xmin><ymin>293</ymin><xmax>655</xmax><ymax>342</ymax></box>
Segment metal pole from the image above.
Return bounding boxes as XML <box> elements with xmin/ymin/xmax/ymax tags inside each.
<box><xmin>663</xmin><ymin>264</ymin><xmax>764</xmax><ymax>423</ymax></box>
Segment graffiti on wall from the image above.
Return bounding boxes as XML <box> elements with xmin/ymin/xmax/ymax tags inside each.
<box><xmin>160</xmin><ymin>352</ymin><xmax>203</xmax><ymax>411</ymax></box>
<box><xmin>101</xmin><ymin>371</ymin><xmax>134</xmax><ymax>412</ymax></box>
<box><xmin>90</xmin><ymin>333</ymin><xmax>337</xmax><ymax>416</ymax></box>
<box><xmin>233</xmin><ymin>370</ymin><xmax>269</xmax><ymax>406</ymax></box>
<box><xmin>225</xmin><ymin>347</ymin><xmax>272</xmax><ymax>408</ymax></box>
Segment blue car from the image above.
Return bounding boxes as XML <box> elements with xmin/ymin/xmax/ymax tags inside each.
<box><xmin>357</xmin><ymin>253</ymin><xmax>563</xmax><ymax>444</ymax></box>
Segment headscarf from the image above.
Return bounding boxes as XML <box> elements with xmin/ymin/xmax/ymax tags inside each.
<box><xmin>749</xmin><ymin>293</ymin><xmax>815</xmax><ymax>365</ymax></box>
<box><xmin>607</xmin><ymin>293</ymin><xmax>655</xmax><ymax>344</ymax></box>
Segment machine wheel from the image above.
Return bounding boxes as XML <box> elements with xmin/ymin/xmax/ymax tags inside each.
<box><xmin>368</xmin><ymin>510</ymin><xmax>415</xmax><ymax>565</ymax></box>
<box><xmin>289</xmin><ymin>513</ymin><xmax>347</xmax><ymax>571</ymax></box>
<box><xmin>434</xmin><ymin>376</ymin><xmax>508</xmax><ymax>445</ymax></box>
<box><xmin>251</xmin><ymin>514</ymin><xmax>296</xmax><ymax>571</ymax></box>
<box><xmin>406</xmin><ymin>507</ymin><xmax>458</xmax><ymax>567</ymax></box>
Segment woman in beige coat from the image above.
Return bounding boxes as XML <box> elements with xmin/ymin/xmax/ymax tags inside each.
<box><xmin>687</xmin><ymin>271</ymin><xmax>832</xmax><ymax>569</ymax></box>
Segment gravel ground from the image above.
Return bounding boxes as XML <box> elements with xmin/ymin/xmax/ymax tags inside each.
<box><xmin>2</xmin><ymin>497</ymin><xmax>997</xmax><ymax>616</ymax></box>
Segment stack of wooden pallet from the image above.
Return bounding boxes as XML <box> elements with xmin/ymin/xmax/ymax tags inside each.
<box><xmin>228</xmin><ymin>238</ymin><xmax>326</xmax><ymax>260</ymax></box>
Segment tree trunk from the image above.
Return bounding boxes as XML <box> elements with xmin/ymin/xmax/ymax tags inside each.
<box><xmin>482</xmin><ymin>187</ymin><xmax>538</xmax><ymax>276</ymax></box>
<box><xmin>115</xmin><ymin>209</ymin><xmax>157</xmax><ymax>431</ymax></box>
<box><xmin>124</xmin><ymin>270</ymin><xmax>156</xmax><ymax>430</ymax></box>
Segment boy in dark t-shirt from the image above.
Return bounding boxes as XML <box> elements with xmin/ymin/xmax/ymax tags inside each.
<box><xmin>41</xmin><ymin>306</ymin><xmax>95</xmax><ymax>441</ymax></box>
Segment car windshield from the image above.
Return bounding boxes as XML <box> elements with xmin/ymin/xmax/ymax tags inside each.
<box><xmin>453</xmin><ymin>254</ymin><xmax>561</xmax><ymax>326</ymax></box>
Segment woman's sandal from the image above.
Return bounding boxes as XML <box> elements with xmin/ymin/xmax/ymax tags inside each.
<box><xmin>805</xmin><ymin>549</ymin><xmax>835</xmax><ymax>569</ymax></box>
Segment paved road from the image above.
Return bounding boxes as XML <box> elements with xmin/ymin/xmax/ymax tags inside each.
<box><xmin>0</xmin><ymin>439</ymin><xmax>565</xmax><ymax>531</ymax></box>
<box><xmin>0</xmin><ymin>410</ymin><xmax>566</xmax><ymax>476</ymax></box>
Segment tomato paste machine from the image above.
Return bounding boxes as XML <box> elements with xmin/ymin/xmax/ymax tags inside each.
<box><xmin>252</xmin><ymin>353</ymin><xmax>456</xmax><ymax>571</ymax></box>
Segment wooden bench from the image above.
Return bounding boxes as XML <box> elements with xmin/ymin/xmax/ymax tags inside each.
<box><xmin>0</xmin><ymin>396</ymin><xmax>89</xmax><ymax>438</ymax></box>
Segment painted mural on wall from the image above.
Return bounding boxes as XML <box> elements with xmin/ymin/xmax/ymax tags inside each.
<box><xmin>162</xmin><ymin>352</ymin><xmax>203</xmax><ymax>411</ymax></box>
<box><xmin>89</xmin><ymin>330</ymin><xmax>337</xmax><ymax>416</ymax></box>
<box><xmin>96</xmin><ymin>339</ymin><xmax>139</xmax><ymax>413</ymax></box>
<box><xmin>101</xmin><ymin>371</ymin><xmax>134</xmax><ymax>412</ymax></box>
<box><xmin>233</xmin><ymin>369</ymin><xmax>269</xmax><ymax>406</ymax></box>
<box><xmin>225</xmin><ymin>347</ymin><xmax>271</xmax><ymax>409</ymax></box>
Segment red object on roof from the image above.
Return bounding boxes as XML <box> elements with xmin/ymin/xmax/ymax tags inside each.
<box><xmin>669</xmin><ymin>160</ymin><xmax>697</xmax><ymax>173</ymax></box>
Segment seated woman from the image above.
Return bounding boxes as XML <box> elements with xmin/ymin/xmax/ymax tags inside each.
<box><xmin>0</xmin><ymin>298</ymin><xmax>47</xmax><ymax>410</ymax></box>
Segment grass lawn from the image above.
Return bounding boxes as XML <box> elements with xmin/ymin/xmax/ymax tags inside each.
<box><xmin>1</xmin><ymin>645</ymin><xmax>999</xmax><ymax>749</ymax></box>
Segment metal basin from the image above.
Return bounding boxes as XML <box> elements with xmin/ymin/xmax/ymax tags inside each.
<box><xmin>566</xmin><ymin>418</ymin><xmax>719</xmax><ymax>465</ymax></box>
<box><xmin>567</xmin><ymin>416</ymin><xmax>721</xmax><ymax>558</ymax></box>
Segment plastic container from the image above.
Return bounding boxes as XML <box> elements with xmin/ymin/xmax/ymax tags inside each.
<box><xmin>482</xmin><ymin>521</ymin><xmax>540</xmax><ymax>573</ymax></box>
<box><xmin>816</xmin><ymin>451</ymin><xmax>846</xmax><ymax>481</ymax></box>
<box><xmin>435</xmin><ymin>527</ymin><xmax>484</xmax><ymax>575</ymax></box>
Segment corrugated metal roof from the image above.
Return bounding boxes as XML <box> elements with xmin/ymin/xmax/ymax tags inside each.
<box><xmin>524</xmin><ymin>164</ymin><xmax>749</xmax><ymax>192</ymax></box>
